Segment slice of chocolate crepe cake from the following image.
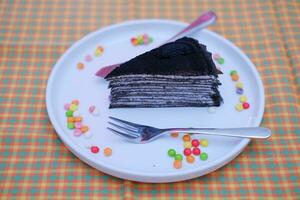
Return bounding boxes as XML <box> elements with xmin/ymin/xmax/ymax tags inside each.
<box><xmin>105</xmin><ymin>37</ymin><xmax>223</xmax><ymax>108</ymax></box>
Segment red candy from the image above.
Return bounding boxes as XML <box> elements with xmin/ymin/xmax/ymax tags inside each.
<box><xmin>91</xmin><ymin>146</ymin><xmax>99</xmax><ymax>154</ymax></box>
<box><xmin>243</xmin><ymin>102</ymin><xmax>250</xmax><ymax>109</ymax></box>
<box><xmin>191</xmin><ymin>139</ymin><xmax>200</xmax><ymax>147</ymax></box>
<box><xmin>183</xmin><ymin>148</ymin><xmax>192</xmax><ymax>156</ymax></box>
<box><xmin>192</xmin><ymin>147</ymin><xmax>201</xmax><ymax>155</ymax></box>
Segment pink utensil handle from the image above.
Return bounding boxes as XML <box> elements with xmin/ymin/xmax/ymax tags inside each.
<box><xmin>96</xmin><ymin>11</ymin><xmax>217</xmax><ymax>77</ymax></box>
<box><xmin>166</xmin><ymin>11</ymin><xmax>216</xmax><ymax>43</ymax></box>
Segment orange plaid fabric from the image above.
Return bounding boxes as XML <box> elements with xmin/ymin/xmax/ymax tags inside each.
<box><xmin>0</xmin><ymin>0</ymin><xmax>299</xmax><ymax>199</ymax></box>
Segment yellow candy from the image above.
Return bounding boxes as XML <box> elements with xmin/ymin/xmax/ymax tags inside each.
<box><xmin>94</xmin><ymin>46</ymin><xmax>104</xmax><ymax>57</ymax></box>
<box><xmin>239</xmin><ymin>95</ymin><xmax>247</xmax><ymax>103</ymax></box>
<box><xmin>235</xmin><ymin>103</ymin><xmax>243</xmax><ymax>111</ymax></box>
<box><xmin>200</xmin><ymin>139</ymin><xmax>209</xmax><ymax>147</ymax></box>
<box><xmin>235</xmin><ymin>82</ymin><xmax>244</xmax><ymax>89</ymax></box>
<box><xmin>69</xmin><ymin>104</ymin><xmax>78</xmax><ymax>111</ymax></box>
<box><xmin>94</xmin><ymin>50</ymin><xmax>102</xmax><ymax>57</ymax></box>
<box><xmin>183</xmin><ymin>141</ymin><xmax>192</xmax><ymax>148</ymax></box>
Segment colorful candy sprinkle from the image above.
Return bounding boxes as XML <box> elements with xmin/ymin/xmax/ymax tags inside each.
<box><xmin>74</xmin><ymin>116</ymin><xmax>82</xmax><ymax>122</ymax></box>
<box><xmin>191</xmin><ymin>139</ymin><xmax>200</xmax><ymax>147</ymax></box>
<box><xmin>183</xmin><ymin>148</ymin><xmax>192</xmax><ymax>156</ymax></box>
<box><xmin>235</xmin><ymin>103</ymin><xmax>243</xmax><ymax>111</ymax></box>
<box><xmin>200</xmin><ymin>139</ymin><xmax>208</xmax><ymax>147</ymax></box>
<box><xmin>67</xmin><ymin>123</ymin><xmax>75</xmax><ymax>129</ymax></box>
<box><xmin>239</xmin><ymin>95</ymin><xmax>247</xmax><ymax>103</ymax></box>
<box><xmin>186</xmin><ymin>155</ymin><xmax>195</xmax><ymax>163</ymax></box>
<box><xmin>131</xmin><ymin>33</ymin><xmax>153</xmax><ymax>46</ymax></box>
<box><xmin>74</xmin><ymin>122</ymin><xmax>82</xmax><ymax>129</ymax></box>
<box><xmin>67</xmin><ymin>117</ymin><xmax>75</xmax><ymax>123</ymax></box>
<box><xmin>168</xmin><ymin>135</ymin><xmax>209</xmax><ymax>169</ymax></box>
<box><xmin>104</xmin><ymin>147</ymin><xmax>112</xmax><ymax>156</ymax></box>
<box><xmin>231</xmin><ymin>74</ymin><xmax>239</xmax><ymax>81</ymax></box>
<box><xmin>230</xmin><ymin>70</ymin><xmax>238</xmax><ymax>76</ymax></box>
<box><xmin>175</xmin><ymin>154</ymin><xmax>183</xmax><ymax>161</ymax></box>
<box><xmin>168</xmin><ymin>149</ymin><xmax>176</xmax><ymax>157</ymax></box>
<box><xmin>73</xmin><ymin>129</ymin><xmax>82</xmax><ymax>137</ymax></box>
<box><xmin>64</xmin><ymin>104</ymin><xmax>70</xmax><ymax>110</ymax></box>
<box><xmin>171</xmin><ymin>132</ymin><xmax>179</xmax><ymax>138</ymax></box>
<box><xmin>200</xmin><ymin>152</ymin><xmax>208</xmax><ymax>161</ymax></box>
<box><xmin>81</xmin><ymin>125</ymin><xmax>89</xmax><ymax>133</ymax></box>
<box><xmin>88</xmin><ymin>105</ymin><xmax>100</xmax><ymax>116</ymax></box>
<box><xmin>235</xmin><ymin>82</ymin><xmax>244</xmax><ymax>89</ymax></box>
<box><xmin>213</xmin><ymin>53</ymin><xmax>225</xmax><ymax>65</ymax></box>
<box><xmin>77</xmin><ymin>62</ymin><xmax>84</xmax><ymax>70</ymax></box>
<box><xmin>85</xmin><ymin>55</ymin><xmax>92</xmax><ymax>62</ymax></box>
<box><xmin>72</xmin><ymin>100</ymin><xmax>79</xmax><ymax>105</ymax></box>
<box><xmin>230</xmin><ymin>70</ymin><xmax>250</xmax><ymax>112</ymax></box>
<box><xmin>183</xmin><ymin>141</ymin><xmax>192</xmax><ymax>148</ymax></box>
<box><xmin>192</xmin><ymin>147</ymin><xmax>201</xmax><ymax>155</ymax></box>
<box><xmin>94</xmin><ymin>46</ymin><xmax>104</xmax><ymax>57</ymax></box>
<box><xmin>173</xmin><ymin>160</ymin><xmax>182</xmax><ymax>169</ymax></box>
<box><xmin>182</xmin><ymin>134</ymin><xmax>191</xmax><ymax>142</ymax></box>
<box><xmin>236</xmin><ymin>88</ymin><xmax>244</xmax><ymax>95</ymax></box>
<box><xmin>69</xmin><ymin>104</ymin><xmax>78</xmax><ymax>112</ymax></box>
<box><xmin>66</xmin><ymin>110</ymin><xmax>73</xmax><ymax>117</ymax></box>
<box><xmin>91</xmin><ymin>146</ymin><xmax>99</xmax><ymax>154</ymax></box>
<box><xmin>243</xmin><ymin>102</ymin><xmax>250</xmax><ymax>109</ymax></box>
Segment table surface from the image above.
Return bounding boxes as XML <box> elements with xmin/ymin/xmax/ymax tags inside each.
<box><xmin>0</xmin><ymin>0</ymin><xmax>299</xmax><ymax>199</ymax></box>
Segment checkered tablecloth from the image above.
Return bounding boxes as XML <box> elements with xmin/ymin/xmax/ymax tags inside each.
<box><xmin>1</xmin><ymin>0</ymin><xmax>299</xmax><ymax>199</ymax></box>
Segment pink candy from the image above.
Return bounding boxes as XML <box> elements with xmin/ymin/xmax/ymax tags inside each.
<box><xmin>213</xmin><ymin>53</ymin><xmax>221</xmax><ymax>60</ymax></box>
<box><xmin>73</xmin><ymin>129</ymin><xmax>82</xmax><ymax>137</ymax></box>
<box><xmin>64</xmin><ymin>104</ymin><xmax>70</xmax><ymax>110</ymax></box>
<box><xmin>75</xmin><ymin>122</ymin><xmax>82</xmax><ymax>129</ymax></box>
<box><xmin>85</xmin><ymin>55</ymin><xmax>92</xmax><ymax>62</ymax></box>
<box><xmin>89</xmin><ymin>105</ymin><xmax>96</xmax><ymax>113</ymax></box>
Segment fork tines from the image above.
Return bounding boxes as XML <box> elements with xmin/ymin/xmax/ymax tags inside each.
<box><xmin>107</xmin><ymin>116</ymin><xmax>140</xmax><ymax>138</ymax></box>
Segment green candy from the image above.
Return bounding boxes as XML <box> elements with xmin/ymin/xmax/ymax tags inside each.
<box><xmin>67</xmin><ymin>123</ymin><xmax>75</xmax><ymax>129</ymax></box>
<box><xmin>66</xmin><ymin>110</ymin><xmax>73</xmax><ymax>117</ymax></box>
<box><xmin>168</xmin><ymin>149</ymin><xmax>176</xmax><ymax>157</ymax></box>
<box><xmin>217</xmin><ymin>58</ymin><xmax>225</xmax><ymax>64</ymax></box>
<box><xmin>175</xmin><ymin>154</ymin><xmax>183</xmax><ymax>161</ymax></box>
<box><xmin>230</xmin><ymin>70</ymin><xmax>238</xmax><ymax>76</ymax></box>
<box><xmin>200</xmin><ymin>152</ymin><xmax>208</xmax><ymax>161</ymax></box>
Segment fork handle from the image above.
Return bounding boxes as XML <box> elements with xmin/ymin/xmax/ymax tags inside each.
<box><xmin>164</xmin><ymin>127</ymin><xmax>271</xmax><ymax>139</ymax></box>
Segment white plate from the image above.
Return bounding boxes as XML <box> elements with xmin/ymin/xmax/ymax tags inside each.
<box><xmin>46</xmin><ymin>20</ymin><xmax>264</xmax><ymax>183</ymax></box>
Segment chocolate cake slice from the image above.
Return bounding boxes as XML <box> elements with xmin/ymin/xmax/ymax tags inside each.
<box><xmin>105</xmin><ymin>37</ymin><xmax>223</xmax><ymax>108</ymax></box>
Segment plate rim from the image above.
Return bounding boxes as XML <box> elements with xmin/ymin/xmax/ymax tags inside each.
<box><xmin>46</xmin><ymin>19</ymin><xmax>265</xmax><ymax>182</ymax></box>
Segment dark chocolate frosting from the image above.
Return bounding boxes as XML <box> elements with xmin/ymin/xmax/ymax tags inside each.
<box><xmin>105</xmin><ymin>37</ymin><xmax>221</xmax><ymax>78</ymax></box>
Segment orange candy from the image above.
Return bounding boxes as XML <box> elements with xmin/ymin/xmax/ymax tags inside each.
<box><xmin>173</xmin><ymin>160</ymin><xmax>182</xmax><ymax>169</ymax></box>
<box><xmin>104</xmin><ymin>147</ymin><xmax>112</xmax><ymax>156</ymax></box>
<box><xmin>186</xmin><ymin>155</ymin><xmax>195</xmax><ymax>163</ymax></box>
<box><xmin>231</xmin><ymin>74</ymin><xmax>239</xmax><ymax>81</ymax></box>
<box><xmin>72</xmin><ymin>100</ymin><xmax>79</xmax><ymax>105</ymax></box>
<box><xmin>74</xmin><ymin>116</ymin><xmax>82</xmax><ymax>122</ymax></box>
<box><xmin>182</xmin><ymin>134</ymin><xmax>191</xmax><ymax>142</ymax></box>
<box><xmin>77</xmin><ymin>62</ymin><xmax>84</xmax><ymax>70</ymax></box>
<box><xmin>67</xmin><ymin>117</ymin><xmax>75</xmax><ymax>123</ymax></box>
<box><xmin>171</xmin><ymin>132</ymin><xmax>179</xmax><ymax>138</ymax></box>
<box><xmin>81</xmin><ymin>125</ymin><xmax>89</xmax><ymax>133</ymax></box>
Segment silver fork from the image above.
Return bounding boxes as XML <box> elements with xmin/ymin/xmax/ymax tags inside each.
<box><xmin>107</xmin><ymin>116</ymin><xmax>272</xmax><ymax>143</ymax></box>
